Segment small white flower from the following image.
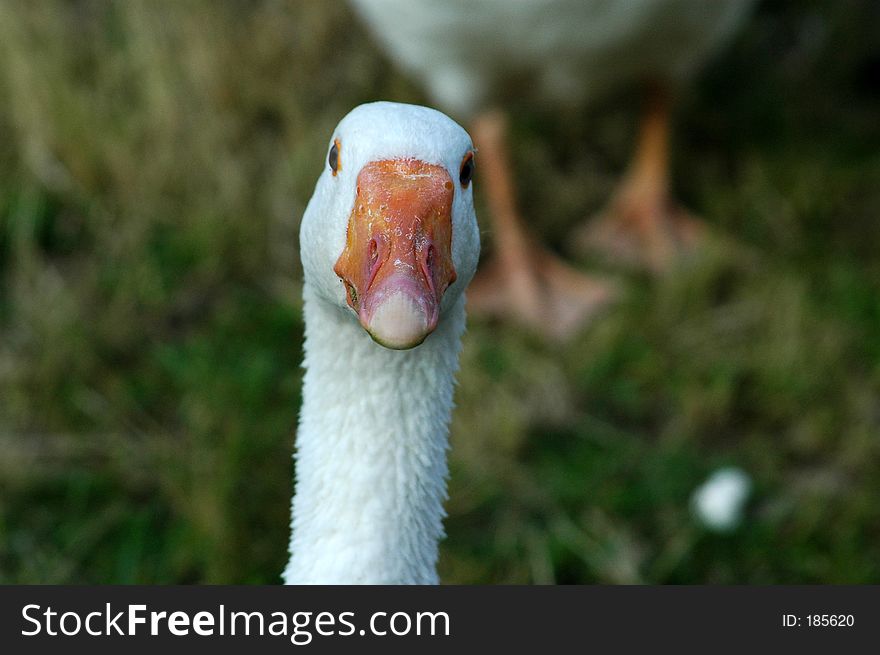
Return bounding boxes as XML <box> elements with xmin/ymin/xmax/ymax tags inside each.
<box><xmin>691</xmin><ymin>467</ymin><xmax>752</xmax><ymax>532</ymax></box>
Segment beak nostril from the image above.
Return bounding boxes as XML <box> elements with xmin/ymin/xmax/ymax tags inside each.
<box><xmin>365</xmin><ymin>237</ymin><xmax>384</xmax><ymax>291</ymax></box>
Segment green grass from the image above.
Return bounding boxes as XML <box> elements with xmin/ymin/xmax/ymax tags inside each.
<box><xmin>1</xmin><ymin>0</ymin><xmax>879</xmax><ymax>584</ymax></box>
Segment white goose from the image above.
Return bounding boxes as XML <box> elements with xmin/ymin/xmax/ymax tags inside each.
<box><xmin>351</xmin><ymin>0</ymin><xmax>754</xmax><ymax>337</ymax></box>
<box><xmin>283</xmin><ymin>102</ymin><xmax>480</xmax><ymax>584</ymax></box>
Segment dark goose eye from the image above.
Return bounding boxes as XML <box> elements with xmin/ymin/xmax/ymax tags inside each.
<box><xmin>459</xmin><ymin>151</ymin><xmax>474</xmax><ymax>187</ymax></box>
<box><xmin>329</xmin><ymin>139</ymin><xmax>341</xmax><ymax>175</ymax></box>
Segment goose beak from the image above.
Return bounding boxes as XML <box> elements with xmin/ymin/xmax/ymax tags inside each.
<box><xmin>334</xmin><ymin>158</ymin><xmax>457</xmax><ymax>349</ymax></box>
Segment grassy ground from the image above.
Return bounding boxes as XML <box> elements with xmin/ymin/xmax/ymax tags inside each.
<box><xmin>1</xmin><ymin>0</ymin><xmax>878</xmax><ymax>584</ymax></box>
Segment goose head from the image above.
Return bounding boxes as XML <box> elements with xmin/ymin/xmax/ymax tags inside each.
<box><xmin>301</xmin><ymin>102</ymin><xmax>480</xmax><ymax>349</ymax></box>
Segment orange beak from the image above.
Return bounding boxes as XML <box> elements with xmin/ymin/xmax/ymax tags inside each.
<box><xmin>334</xmin><ymin>158</ymin><xmax>457</xmax><ymax>349</ymax></box>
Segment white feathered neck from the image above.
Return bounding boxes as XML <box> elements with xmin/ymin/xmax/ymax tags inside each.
<box><xmin>283</xmin><ymin>102</ymin><xmax>478</xmax><ymax>584</ymax></box>
<box><xmin>284</xmin><ymin>287</ymin><xmax>464</xmax><ymax>584</ymax></box>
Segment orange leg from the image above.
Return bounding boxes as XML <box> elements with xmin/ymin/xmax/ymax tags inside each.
<box><xmin>467</xmin><ymin>109</ymin><xmax>615</xmax><ymax>341</ymax></box>
<box><xmin>571</xmin><ymin>84</ymin><xmax>704</xmax><ymax>272</ymax></box>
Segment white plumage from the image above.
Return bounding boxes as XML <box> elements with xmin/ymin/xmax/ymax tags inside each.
<box><xmin>352</xmin><ymin>0</ymin><xmax>753</xmax><ymax>117</ymax></box>
<box><xmin>284</xmin><ymin>102</ymin><xmax>480</xmax><ymax>584</ymax></box>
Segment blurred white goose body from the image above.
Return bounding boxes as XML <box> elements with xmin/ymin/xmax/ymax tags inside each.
<box><xmin>351</xmin><ymin>0</ymin><xmax>753</xmax><ymax>117</ymax></box>
<box><xmin>284</xmin><ymin>102</ymin><xmax>480</xmax><ymax>584</ymax></box>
